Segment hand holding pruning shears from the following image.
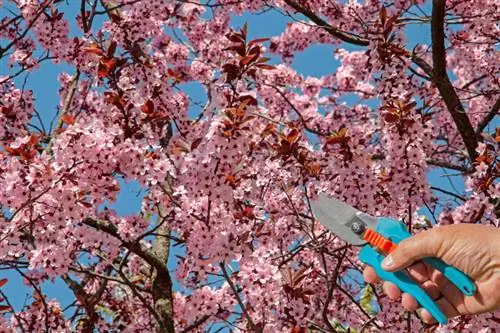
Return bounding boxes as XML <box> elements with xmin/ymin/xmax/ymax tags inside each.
<box><xmin>311</xmin><ymin>194</ymin><xmax>500</xmax><ymax>324</ymax></box>
<box><xmin>363</xmin><ymin>223</ymin><xmax>500</xmax><ymax>324</ymax></box>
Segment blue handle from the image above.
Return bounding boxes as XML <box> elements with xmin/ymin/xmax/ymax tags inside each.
<box><xmin>359</xmin><ymin>217</ymin><xmax>476</xmax><ymax>324</ymax></box>
<box><xmin>359</xmin><ymin>245</ymin><xmax>448</xmax><ymax>324</ymax></box>
<box><xmin>424</xmin><ymin>258</ymin><xmax>475</xmax><ymax>296</ymax></box>
<box><xmin>376</xmin><ymin>217</ymin><xmax>476</xmax><ymax>296</ymax></box>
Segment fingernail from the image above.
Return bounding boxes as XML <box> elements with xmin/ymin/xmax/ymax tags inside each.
<box><xmin>381</xmin><ymin>255</ymin><xmax>394</xmax><ymax>270</ymax></box>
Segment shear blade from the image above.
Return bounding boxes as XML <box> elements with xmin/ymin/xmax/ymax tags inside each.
<box><xmin>310</xmin><ymin>194</ymin><xmax>377</xmax><ymax>246</ymax></box>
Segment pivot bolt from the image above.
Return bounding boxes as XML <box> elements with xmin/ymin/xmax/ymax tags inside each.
<box><xmin>351</xmin><ymin>222</ymin><xmax>365</xmax><ymax>235</ymax></box>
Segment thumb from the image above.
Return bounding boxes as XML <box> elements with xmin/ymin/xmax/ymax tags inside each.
<box><xmin>381</xmin><ymin>228</ymin><xmax>444</xmax><ymax>272</ymax></box>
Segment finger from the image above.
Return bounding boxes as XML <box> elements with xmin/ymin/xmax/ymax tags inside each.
<box><xmin>417</xmin><ymin>298</ymin><xmax>460</xmax><ymax>324</ymax></box>
<box><xmin>430</xmin><ymin>270</ymin><xmax>466</xmax><ymax>313</ymax></box>
<box><xmin>401</xmin><ymin>293</ymin><xmax>418</xmax><ymax>311</ymax></box>
<box><xmin>383</xmin><ymin>281</ymin><xmax>401</xmax><ymax>300</ymax></box>
<box><xmin>401</xmin><ymin>281</ymin><xmax>440</xmax><ymax>311</ymax></box>
<box><xmin>381</xmin><ymin>229</ymin><xmax>443</xmax><ymax>272</ymax></box>
<box><xmin>363</xmin><ymin>266</ymin><xmax>380</xmax><ymax>284</ymax></box>
<box><xmin>421</xmin><ymin>280</ymin><xmax>440</xmax><ymax>300</ymax></box>
<box><xmin>406</xmin><ymin>262</ymin><xmax>431</xmax><ymax>283</ymax></box>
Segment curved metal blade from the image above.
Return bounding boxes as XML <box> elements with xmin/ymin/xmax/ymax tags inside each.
<box><xmin>310</xmin><ymin>194</ymin><xmax>377</xmax><ymax>246</ymax></box>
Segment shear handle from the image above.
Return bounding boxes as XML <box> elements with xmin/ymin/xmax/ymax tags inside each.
<box><xmin>375</xmin><ymin>217</ymin><xmax>476</xmax><ymax>296</ymax></box>
<box><xmin>359</xmin><ymin>246</ymin><xmax>448</xmax><ymax>324</ymax></box>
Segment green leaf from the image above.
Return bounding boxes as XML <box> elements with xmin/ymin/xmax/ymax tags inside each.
<box><xmin>96</xmin><ymin>305</ymin><xmax>114</xmax><ymax>318</ymax></box>
<box><xmin>143</xmin><ymin>212</ymin><xmax>153</xmax><ymax>222</ymax></box>
<box><xmin>360</xmin><ymin>284</ymin><xmax>376</xmax><ymax>315</ymax></box>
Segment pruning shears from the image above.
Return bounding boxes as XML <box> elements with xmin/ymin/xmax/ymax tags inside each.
<box><xmin>310</xmin><ymin>194</ymin><xmax>476</xmax><ymax>325</ymax></box>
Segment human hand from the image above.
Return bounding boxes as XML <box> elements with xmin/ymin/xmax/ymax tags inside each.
<box><xmin>363</xmin><ymin>223</ymin><xmax>500</xmax><ymax>323</ymax></box>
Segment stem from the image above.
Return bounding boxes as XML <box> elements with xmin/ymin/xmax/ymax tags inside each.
<box><xmin>431</xmin><ymin>0</ymin><xmax>477</xmax><ymax>162</ymax></box>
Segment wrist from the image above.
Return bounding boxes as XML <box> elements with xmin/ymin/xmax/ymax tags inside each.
<box><xmin>493</xmin><ymin>227</ymin><xmax>500</xmax><ymax>268</ymax></box>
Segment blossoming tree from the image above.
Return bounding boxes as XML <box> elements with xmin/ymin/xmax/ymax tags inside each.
<box><xmin>0</xmin><ymin>0</ymin><xmax>499</xmax><ymax>332</ymax></box>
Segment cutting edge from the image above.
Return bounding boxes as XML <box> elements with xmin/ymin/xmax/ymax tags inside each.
<box><xmin>310</xmin><ymin>193</ymin><xmax>378</xmax><ymax>246</ymax></box>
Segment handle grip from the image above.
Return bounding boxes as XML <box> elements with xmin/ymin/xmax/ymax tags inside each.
<box><xmin>424</xmin><ymin>258</ymin><xmax>475</xmax><ymax>296</ymax></box>
<box><xmin>359</xmin><ymin>245</ymin><xmax>448</xmax><ymax>324</ymax></box>
<box><xmin>359</xmin><ymin>217</ymin><xmax>476</xmax><ymax>324</ymax></box>
<box><xmin>375</xmin><ymin>217</ymin><xmax>476</xmax><ymax>296</ymax></box>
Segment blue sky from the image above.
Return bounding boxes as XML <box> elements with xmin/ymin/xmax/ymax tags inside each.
<box><xmin>1</xmin><ymin>1</ymin><xmax>494</xmax><ymax>330</ymax></box>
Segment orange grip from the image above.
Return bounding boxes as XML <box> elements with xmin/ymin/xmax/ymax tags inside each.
<box><xmin>363</xmin><ymin>228</ymin><xmax>398</xmax><ymax>254</ymax></box>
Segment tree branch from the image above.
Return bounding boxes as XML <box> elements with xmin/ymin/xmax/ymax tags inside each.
<box><xmin>83</xmin><ymin>217</ymin><xmax>166</xmax><ymax>272</ymax></box>
<box><xmin>276</xmin><ymin>0</ymin><xmax>480</xmax><ymax>164</ymax></box>
<box><xmin>431</xmin><ymin>0</ymin><xmax>478</xmax><ymax>162</ymax></box>
<box><xmin>476</xmin><ymin>96</ymin><xmax>500</xmax><ymax>135</ymax></box>
<box><xmin>0</xmin><ymin>3</ymin><xmax>49</xmax><ymax>58</ymax></box>
<box><xmin>264</xmin><ymin>83</ymin><xmax>329</xmax><ymax>136</ymax></box>
<box><xmin>283</xmin><ymin>0</ymin><xmax>369</xmax><ymax>46</ymax></box>
<box><xmin>430</xmin><ymin>186</ymin><xmax>466</xmax><ymax>202</ymax></box>
<box><xmin>425</xmin><ymin>158</ymin><xmax>473</xmax><ymax>173</ymax></box>
<box><xmin>279</xmin><ymin>0</ymin><xmax>434</xmax><ymax>81</ymax></box>
<box><xmin>219</xmin><ymin>263</ymin><xmax>258</xmax><ymax>332</ymax></box>
<box><xmin>62</xmin><ymin>274</ymin><xmax>102</xmax><ymax>333</ymax></box>
<box><xmin>112</xmin><ymin>259</ymin><xmax>162</xmax><ymax>329</ymax></box>
<box><xmin>180</xmin><ymin>315</ymin><xmax>211</xmax><ymax>333</ymax></box>
<box><xmin>152</xmin><ymin>215</ymin><xmax>175</xmax><ymax>333</ymax></box>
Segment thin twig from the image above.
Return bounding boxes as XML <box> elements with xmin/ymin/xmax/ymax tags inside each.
<box><xmin>219</xmin><ymin>262</ymin><xmax>257</xmax><ymax>331</ymax></box>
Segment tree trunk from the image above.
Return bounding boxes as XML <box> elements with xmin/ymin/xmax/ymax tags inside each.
<box><xmin>152</xmin><ymin>222</ymin><xmax>175</xmax><ymax>333</ymax></box>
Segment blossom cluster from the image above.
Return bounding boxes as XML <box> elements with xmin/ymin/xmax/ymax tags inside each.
<box><xmin>0</xmin><ymin>0</ymin><xmax>498</xmax><ymax>331</ymax></box>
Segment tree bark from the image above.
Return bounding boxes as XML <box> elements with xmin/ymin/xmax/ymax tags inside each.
<box><xmin>431</xmin><ymin>0</ymin><xmax>478</xmax><ymax>161</ymax></box>
<box><xmin>152</xmin><ymin>222</ymin><xmax>175</xmax><ymax>333</ymax></box>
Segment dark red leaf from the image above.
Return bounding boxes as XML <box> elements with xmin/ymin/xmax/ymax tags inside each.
<box><xmin>269</xmin><ymin>41</ymin><xmax>278</xmax><ymax>52</ymax></box>
<box><xmin>379</xmin><ymin>6</ymin><xmax>387</xmax><ymax>24</ymax></box>
<box><xmin>247</xmin><ymin>45</ymin><xmax>260</xmax><ymax>56</ymax></box>
<box><xmin>260</xmin><ymin>123</ymin><xmax>276</xmax><ymax>138</ymax></box>
<box><xmin>98</xmin><ymin>58</ymin><xmax>116</xmax><ymax>78</ymax></box>
<box><xmin>224</xmin><ymin>44</ymin><xmax>246</xmax><ymax>57</ymax></box>
<box><xmin>83</xmin><ymin>44</ymin><xmax>105</xmax><ymax>57</ymax></box>
<box><xmin>222</xmin><ymin>63</ymin><xmax>239</xmax><ymax>82</ymax></box>
<box><xmin>384</xmin><ymin>16</ymin><xmax>397</xmax><ymax>36</ymax></box>
<box><xmin>0</xmin><ymin>279</ymin><xmax>7</xmax><ymax>288</ymax></box>
<box><xmin>325</xmin><ymin>136</ymin><xmax>344</xmax><ymax>145</ymax></box>
<box><xmin>240</xmin><ymin>22</ymin><xmax>248</xmax><ymax>40</ymax></box>
<box><xmin>382</xmin><ymin>111</ymin><xmax>400</xmax><ymax>123</ymax></box>
<box><xmin>0</xmin><ymin>305</ymin><xmax>10</xmax><ymax>312</ymax></box>
<box><xmin>60</xmin><ymin>114</ymin><xmax>75</xmax><ymax>125</ymax></box>
<box><xmin>4</xmin><ymin>146</ymin><xmax>19</xmax><ymax>156</ymax></box>
<box><xmin>107</xmin><ymin>40</ymin><xmax>117</xmax><ymax>58</ymax></box>
<box><xmin>141</xmin><ymin>100</ymin><xmax>154</xmax><ymax>114</ymax></box>
<box><xmin>257</xmin><ymin>57</ymin><xmax>271</xmax><ymax>63</ymax></box>
<box><xmin>286</xmin><ymin>129</ymin><xmax>300</xmax><ymax>143</ymax></box>
<box><xmin>166</xmin><ymin>68</ymin><xmax>177</xmax><ymax>78</ymax></box>
<box><xmin>79</xmin><ymin>201</ymin><xmax>93</xmax><ymax>208</ymax></box>
<box><xmin>115</xmin><ymin>58</ymin><xmax>127</xmax><ymax>67</ymax></box>
<box><xmin>390</xmin><ymin>45</ymin><xmax>409</xmax><ymax>56</ymax></box>
<box><xmin>293</xmin><ymin>267</ymin><xmax>309</xmax><ymax>286</ymax></box>
<box><xmin>191</xmin><ymin>138</ymin><xmax>202</xmax><ymax>150</ymax></box>
<box><xmin>225</xmin><ymin>32</ymin><xmax>245</xmax><ymax>44</ymax></box>
<box><xmin>248</xmin><ymin>38</ymin><xmax>270</xmax><ymax>48</ymax></box>
<box><xmin>19</xmin><ymin>149</ymin><xmax>37</xmax><ymax>161</ymax></box>
<box><xmin>256</xmin><ymin>64</ymin><xmax>276</xmax><ymax>70</ymax></box>
<box><xmin>109</xmin><ymin>12</ymin><xmax>121</xmax><ymax>23</ymax></box>
<box><xmin>239</xmin><ymin>95</ymin><xmax>258</xmax><ymax>106</ymax></box>
<box><xmin>402</xmin><ymin>101</ymin><xmax>417</xmax><ymax>113</ymax></box>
